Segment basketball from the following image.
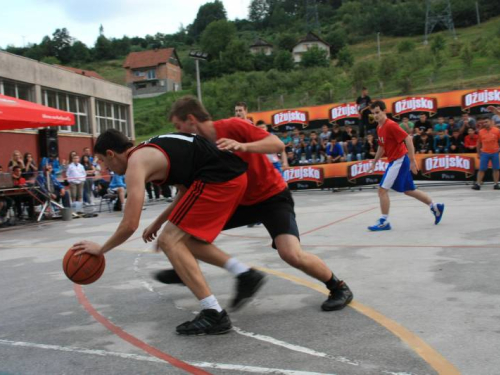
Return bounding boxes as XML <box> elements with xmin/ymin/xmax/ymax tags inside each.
<box><xmin>62</xmin><ymin>249</ymin><xmax>106</xmax><ymax>285</ymax></box>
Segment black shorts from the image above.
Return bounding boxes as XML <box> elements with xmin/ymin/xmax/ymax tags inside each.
<box><xmin>223</xmin><ymin>188</ymin><xmax>300</xmax><ymax>248</ymax></box>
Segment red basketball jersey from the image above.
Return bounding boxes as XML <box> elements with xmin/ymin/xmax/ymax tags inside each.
<box><xmin>377</xmin><ymin>118</ymin><xmax>409</xmax><ymax>162</ymax></box>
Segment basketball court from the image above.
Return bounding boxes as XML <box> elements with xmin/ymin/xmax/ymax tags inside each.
<box><xmin>1</xmin><ymin>184</ymin><xmax>499</xmax><ymax>375</ymax></box>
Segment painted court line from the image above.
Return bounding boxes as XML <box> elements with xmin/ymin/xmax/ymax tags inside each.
<box><xmin>256</xmin><ymin>267</ymin><xmax>461</xmax><ymax>375</ymax></box>
<box><xmin>0</xmin><ymin>339</ymin><xmax>333</xmax><ymax>375</ymax></box>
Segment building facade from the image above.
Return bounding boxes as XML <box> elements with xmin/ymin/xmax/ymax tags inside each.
<box><xmin>249</xmin><ymin>38</ymin><xmax>274</xmax><ymax>56</ymax></box>
<box><xmin>292</xmin><ymin>32</ymin><xmax>331</xmax><ymax>63</ymax></box>
<box><xmin>123</xmin><ymin>48</ymin><xmax>182</xmax><ymax>98</ymax></box>
<box><xmin>0</xmin><ymin>51</ymin><xmax>134</xmax><ymax>168</ymax></box>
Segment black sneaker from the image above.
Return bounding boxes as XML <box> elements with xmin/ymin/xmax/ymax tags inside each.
<box><xmin>153</xmin><ymin>269</ymin><xmax>185</xmax><ymax>285</ymax></box>
<box><xmin>494</xmin><ymin>184</ymin><xmax>500</xmax><ymax>190</ymax></box>
<box><xmin>471</xmin><ymin>184</ymin><xmax>481</xmax><ymax>190</ymax></box>
<box><xmin>230</xmin><ymin>269</ymin><xmax>266</xmax><ymax>311</ymax></box>
<box><xmin>176</xmin><ymin>309</ymin><xmax>232</xmax><ymax>335</ymax></box>
<box><xmin>321</xmin><ymin>281</ymin><xmax>353</xmax><ymax>311</ymax></box>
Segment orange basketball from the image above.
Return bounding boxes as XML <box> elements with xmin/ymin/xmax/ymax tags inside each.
<box><xmin>63</xmin><ymin>249</ymin><xmax>106</xmax><ymax>285</ymax></box>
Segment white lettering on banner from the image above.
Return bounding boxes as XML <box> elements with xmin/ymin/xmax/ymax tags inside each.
<box><xmin>283</xmin><ymin>167</ymin><xmax>322</xmax><ymax>182</ymax></box>
<box><xmin>330</xmin><ymin>104</ymin><xmax>359</xmax><ymax>121</ymax></box>
<box><xmin>41</xmin><ymin>114</ymin><xmax>72</xmax><ymax>121</ymax></box>
<box><xmin>273</xmin><ymin>110</ymin><xmax>307</xmax><ymax>126</ymax></box>
<box><xmin>394</xmin><ymin>97</ymin><xmax>436</xmax><ymax>114</ymax></box>
<box><xmin>464</xmin><ymin>89</ymin><xmax>500</xmax><ymax>108</ymax></box>
<box><xmin>424</xmin><ymin>155</ymin><xmax>470</xmax><ymax>171</ymax></box>
<box><xmin>349</xmin><ymin>160</ymin><xmax>388</xmax><ymax>178</ymax></box>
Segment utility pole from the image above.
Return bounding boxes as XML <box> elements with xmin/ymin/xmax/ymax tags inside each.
<box><xmin>475</xmin><ymin>1</ymin><xmax>481</xmax><ymax>25</ymax></box>
<box><xmin>305</xmin><ymin>0</ymin><xmax>320</xmax><ymax>32</ymax></box>
<box><xmin>424</xmin><ymin>0</ymin><xmax>456</xmax><ymax>44</ymax></box>
<box><xmin>377</xmin><ymin>32</ymin><xmax>381</xmax><ymax>59</ymax></box>
<box><xmin>188</xmin><ymin>51</ymin><xmax>209</xmax><ymax>103</ymax></box>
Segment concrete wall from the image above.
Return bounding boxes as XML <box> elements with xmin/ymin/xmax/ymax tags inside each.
<box><xmin>292</xmin><ymin>42</ymin><xmax>330</xmax><ymax>63</ymax></box>
<box><xmin>250</xmin><ymin>46</ymin><xmax>273</xmax><ymax>56</ymax></box>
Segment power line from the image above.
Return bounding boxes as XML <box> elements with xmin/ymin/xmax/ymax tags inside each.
<box><xmin>424</xmin><ymin>0</ymin><xmax>456</xmax><ymax>44</ymax></box>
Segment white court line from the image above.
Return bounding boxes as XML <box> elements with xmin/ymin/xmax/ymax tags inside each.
<box><xmin>134</xmin><ymin>254</ymin><xmax>359</xmax><ymax>368</ymax></box>
<box><xmin>0</xmin><ymin>339</ymin><xmax>335</xmax><ymax>375</ymax></box>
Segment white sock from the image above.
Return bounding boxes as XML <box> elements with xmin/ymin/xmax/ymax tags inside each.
<box><xmin>200</xmin><ymin>295</ymin><xmax>222</xmax><ymax>312</ymax></box>
<box><xmin>429</xmin><ymin>202</ymin><xmax>435</xmax><ymax>209</ymax></box>
<box><xmin>223</xmin><ymin>258</ymin><xmax>250</xmax><ymax>276</ymax></box>
<box><xmin>381</xmin><ymin>214</ymin><xmax>389</xmax><ymax>221</ymax></box>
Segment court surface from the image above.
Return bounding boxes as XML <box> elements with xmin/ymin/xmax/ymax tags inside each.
<box><xmin>1</xmin><ymin>184</ymin><xmax>499</xmax><ymax>375</ymax></box>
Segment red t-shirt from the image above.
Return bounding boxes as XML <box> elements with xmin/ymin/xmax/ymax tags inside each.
<box><xmin>214</xmin><ymin>118</ymin><xmax>287</xmax><ymax>205</ymax></box>
<box><xmin>377</xmin><ymin>118</ymin><xmax>409</xmax><ymax>162</ymax></box>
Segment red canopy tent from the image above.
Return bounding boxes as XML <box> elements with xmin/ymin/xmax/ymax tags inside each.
<box><xmin>0</xmin><ymin>94</ymin><xmax>75</xmax><ymax>131</ymax></box>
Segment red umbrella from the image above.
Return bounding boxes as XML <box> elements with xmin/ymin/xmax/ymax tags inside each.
<box><xmin>0</xmin><ymin>94</ymin><xmax>75</xmax><ymax>131</ymax></box>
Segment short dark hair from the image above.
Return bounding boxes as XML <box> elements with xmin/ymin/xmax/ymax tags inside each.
<box><xmin>169</xmin><ymin>96</ymin><xmax>211</xmax><ymax>122</ymax></box>
<box><xmin>235</xmin><ymin>101</ymin><xmax>247</xmax><ymax>110</ymax></box>
<box><xmin>419</xmin><ymin>112</ymin><xmax>427</xmax><ymax>117</ymax></box>
<box><xmin>12</xmin><ymin>166</ymin><xmax>21</xmax><ymax>171</ymax></box>
<box><xmin>256</xmin><ymin>120</ymin><xmax>266</xmax><ymax>126</ymax></box>
<box><xmin>94</xmin><ymin>129</ymin><xmax>134</xmax><ymax>155</ymax></box>
<box><xmin>369</xmin><ymin>100</ymin><xmax>386</xmax><ymax>111</ymax></box>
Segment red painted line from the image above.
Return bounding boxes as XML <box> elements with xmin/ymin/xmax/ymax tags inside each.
<box><xmin>74</xmin><ymin>284</ymin><xmax>212</xmax><ymax>375</ymax></box>
<box><xmin>300</xmin><ymin>207</ymin><xmax>377</xmax><ymax>236</ymax></box>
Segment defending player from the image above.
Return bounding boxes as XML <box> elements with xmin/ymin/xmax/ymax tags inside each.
<box><xmin>367</xmin><ymin>100</ymin><xmax>445</xmax><ymax>231</ymax></box>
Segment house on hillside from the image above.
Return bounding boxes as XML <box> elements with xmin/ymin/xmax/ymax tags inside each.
<box><xmin>56</xmin><ymin>65</ymin><xmax>105</xmax><ymax>80</ymax></box>
<box><xmin>123</xmin><ymin>48</ymin><xmax>182</xmax><ymax>98</ymax></box>
<box><xmin>249</xmin><ymin>38</ymin><xmax>274</xmax><ymax>56</ymax></box>
<box><xmin>292</xmin><ymin>32</ymin><xmax>330</xmax><ymax>63</ymax></box>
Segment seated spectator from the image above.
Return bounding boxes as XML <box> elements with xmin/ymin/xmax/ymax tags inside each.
<box><xmin>36</xmin><ymin>163</ymin><xmax>70</xmax><ymax>208</ymax></box>
<box><xmin>448</xmin><ymin>117</ymin><xmax>461</xmax><ymax>134</ymax></box>
<box><xmin>433</xmin><ymin>131</ymin><xmax>450</xmax><ymax>153</ymax></box>
<box><xmin>108</xmin><ymin>173</ymin><xmax>126</xmax><ymax>211</ymax></box>
<box><xmin>433</xmin><ymin>116</ymin><xmax>449</xmax><ymax>134</ymax></box>
<box><xmin>414</xmin><ymin>132</ymin><xmax>433</xmax><ymax>154</ymax></box>
<box><xmin>487</xmin><ymin>105</ymin><xmax>500</xmax><ymax>127</ymax></box>
<box><xmin>66</xmin><ymin>154</ymin><xmax>86</xmax><ymax>205</ymax></box>
<box><xmin>449</xmin><ymin>129</ymin><xmax>464</xmax><ymax>153</ymax></box>
<box><xmin>342</xmin><ymin>125</ymin><xmax>354</xmax><ymax>143</ymax></box>
<box><xmin>22</xmin><ymin>152</ymin><xmax>38</xmax><ymax>180</ymax></box>
<box><xmin>39</xmin><ymin>156</ymin><xmax>61</xmax><ymax>176</ymax></box>
<box><xmin>458</xmin><ymin>113</ymin><xmax>477</xmax><ymax>131</ymax></box>
<box><xmin>287</xmin><ymin>150</ymin><xmax>300</xmax><ymax>166</ymax></box>
<box><xmin>330</xmin><ymin>124</ymin><xmax>343</xmax><ymax>142</ymax></box>
<box><xmin>280</xmin><ymin>131</ymin><xmax>292</xmax><ymax>152</ymax></box>
<box><xmin>346</xmin><ymin>136</ymin><xmax>364</xmax><ymax>161</ymax></box>
<box><xmin>414</xmin><ymin>113</ymin><xmax>433</xmax><ymax>135</ymax></box>
<box><xmin>295</xmin><ymin>131</ymin><xmax>310</xmax><ymax>162</ymax></box>
<box><xmin>308</xmin><ymin>131</ymin><xmax>321</xmax><ymax>162</ymax></box>
<box><xmin>8</xmin><ymin>150</ymin><xmax>25</xmax><ymax>172</ymax></box>
<box><xmin>463</xmin><ymin>127</ymin><xmax>478</xmax><ymax>153</ymax></box>
<box><xmin>326</xmin><ymin>139</ymin><xmax>345</xmax><ymax>163</ymax></box>
<box><xmin>364</xmin><ymin>133</ymin><xmax>378</xmax><ymax>159</ymax></box>
<box><xmin>399</xmin><ymin>116</ymin><xmax>414</xmax><ymax>134</ymax></box>
<box><xmin>11</xmin><ymin>166</ymin><xmax>34</xmax><ymax>220</ymax></box>
<box><xmin>319</xmin><ymin>124</ymin><xmax>331</xmax><ymax>148</ymax></box>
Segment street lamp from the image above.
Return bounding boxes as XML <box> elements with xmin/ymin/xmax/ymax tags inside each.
<box><xmin>188</xmin><ymin>51</ymin><xmax>209</xmax><ymax>103</ymax></box>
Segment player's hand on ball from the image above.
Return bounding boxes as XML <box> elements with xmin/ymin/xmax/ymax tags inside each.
<box><xmin>143</xmin><ymin>222</ymin><xmax>161</xmax><ymax>243</ymax></box>
<box><xmin>216</xmin><ymin>138</ymin><xmax>246</xmax><ymax>152</ymax></box>
<box><xmin>72</xmin><ymin>241</ymin><xmax>103</xmax><ymax>256</ymax></box>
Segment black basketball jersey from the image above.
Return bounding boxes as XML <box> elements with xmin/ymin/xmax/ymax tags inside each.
<box><xmin>132</xmin><ymin>133</ymin><xmax>247</xmax><ymax>187</ymax></box>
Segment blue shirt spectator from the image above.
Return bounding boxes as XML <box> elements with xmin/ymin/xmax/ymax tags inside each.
<box><xmin>434</xmin><ymin>132</ymin><xmax>450</xmax><ymax>153</ymax></box>
<box><xmin>326</xmin><ymin>140</ymin><xmax>345</xmax><ymax>163</ymax></box>
<box><xmin>109</xmin><ymin>174</ymin><xmax>126</xmax><ymax>189</ymax></box>
<box><xmin>433</xmin><ymin>117</ymin><xmax>449</xmax><ymax>133</ymax></box>
<box><xmin>39</xmin><ymin>157</ymin><xmax>61</xmax><ymax>176</ymax></box>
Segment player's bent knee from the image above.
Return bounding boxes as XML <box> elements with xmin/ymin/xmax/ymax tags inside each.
<box><xmin>278</xmin><ymin>248</ymin><xmax>303</xmax><ymax>268</ymax></box>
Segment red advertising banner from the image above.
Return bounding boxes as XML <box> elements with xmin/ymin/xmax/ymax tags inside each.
<box><xmin>329</xmin><ymin>103</ymin><xmax>359</xmax><ymax>122</ymax></box>
<box><xmin>347</xmin><ymin>160</ymin><xmax>388</xmax><ymax>182</ymax></box>
<box><xmin>461</xmin><ymin>89</ymin><xmax>500</xmax><ymax>111</ymax></box>
<box><xmin>421</xmin><ymin>154</ymin><xmax>475</xmax><ymax>177</ymax></box>
<box><xmin>271</xmin><ymin>110</ymin><xmax>309</xmax><ymax>129</ymax></box>
<box><xmin>283</xmin><ymin>166</ymin><xmax>324</xmax><ymax>186</ymax></box>
<box><xmin>392</xmin><ymin>97</ymin><xmax>438</xmax><ymax>118</ymax></box>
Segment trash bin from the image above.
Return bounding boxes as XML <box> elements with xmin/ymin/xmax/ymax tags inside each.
<box><xmin>61</xmin><ymin>208</ymin><xmax>72</xmax><ymax>221</ymax></box>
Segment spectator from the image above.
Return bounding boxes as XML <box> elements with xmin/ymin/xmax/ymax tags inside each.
<box><xmin>463</xmin><ymin>127</ymin><xmax>478</xmax><ymax>153</ymax></box>
<box><xmin>472</xmin><ymin>117</ymin><xmax>500</xmax><ymax>190</ymax></box>
<box><xmin>146</xmin><ymin>182</ymin><xmax>161</xmax><ymax>201</ymax></box>
<box><xmin>39</xmin><ymin>155</ymin><xmax>61</xmax><ymax>176</ymax></box>
<box><xmin>36</xmin><ymin>163</ymin><xmax>71</xmax><ymax>208</ymax></box>
<box><xmin>11</xmin><ymin>166</ymin><xmax>34</xmax><ymax>220</ymax></box>
<box><xmin>356</xmin><ymin>87</ymin><xmax>372</xmax><ymax>138</ymax></box>
<box><xmin>364</xmin><ymin>133</ymin><xmax>378</xmax><ymax>159</ymax></box>
<box><xmin>433</xmin><ymin>116</ymin><xmax>449</xmax><ymax>134</ymax></box>
<box><xmin>487</xmin><ymin>105</ymin><xmax>500</xmax><ymax>127</ymax></box>
<box><xmin>287</xmin><ymin>150</ymin><xmax>300</xmax><ymax>166</ymax></box>
<box><xmin>108</xmin><ymin>173</ymin><xmax>126</xmax><ymax>211</ymax></box>
<box><xmin>326</xmin><ymin>139</ymin><xmax>345</xmax><ymax>163</ymax></box>
<box><xmin>330</xmin><ymin>123</ymin><xmax>343</xmax><ymax>142</ymax></box>
<box><xmin>346</xmin><ymin>136</ymin><xmax>364</xmax><ymax>161</ymax></box>
<box><xmin>414</xmin><ymin>132</ymin><xmax>433</xmax><ymax>154</ymax></box>
<box><xmin>449</xmin><ymin>129</ymin><xmax>464</xmax><ymax>153</ymax></box>
<box><xmin>399</xmin><ymin>116</ymin><xmax>414</xmax><ymax>134</ymax></box>
<box><xmin>295</xmin><ymin>131</ymin><xmax>310</xmax><ymax>162</ymax></box>
<box><xmin>342</xmin><ymin>125</ymin><xmax>355</xmax><ymax>143</ymax></box>
<box><xmin>448</xmin><ymin>117</ymin><xmax>461</xmax><ymax>134</ymax></box>
<box><xmin>433</xmin><ymin>131</ymin><xmax>450</xmax><ymax>153</ymax></box>
<box><xmin>458</xmin><ymin>113</ymin><xmax>477</xmax><ymax>131</ymax></box>
<box><xmin>291</xmin><ymin>127</ymin><xmax>301</xmax><ymax>153</ymax></box>
<box><xmin>66</xmin><ymin>154</ymin><xmax>86</xmax><ymax>205</ymax></box>
<box><xmin>308</xmin><ymin>131</ymin><xmax>321</xmax><ymax>163</ymax></box>
<box><xmin>414</xmin><ymin>113</ymin><xmax>433</xmax><ymax>135</ymax></box>
<box><xmin>23</xmin><ymin>152</ymin><xmax>38</xmax><ymax>180</ymax></box>
<box><xmin>319</xmin><ymin>124</ymin><xmax>331</xmax><ymax>160</ymax></box>
<box><xmin>81</xmin><ymin>155</ymin><xmax>95</xmax><ymax>206</ymax></box>
<box><xmin>8</xmin><ymin>150</ymin><xmax>25</xmax><ymax>172</ymax></box>
<box><xmin>82</xmin><ymin>147</ymin><xmax>94</xmax><ymax>164</ymax></box>
<box><xmin>280</xmin><ymin>131</ymin><xmax>292</xmax><ymax>151</ymax></box>
<box><xmin>234</xmin><ymin>101</ymin><xmax>250</xmax><ymax>122</ymax></box>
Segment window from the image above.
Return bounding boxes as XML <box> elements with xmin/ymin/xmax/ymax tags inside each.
<box><xmin>147</xmin><ymin>69</ymin><xmax>156</xmax><ymax>79</ymax></box>
<box><xmin>95</xmin><ymin>99</ymin><xmax>130</xmax><ymax>137</ymax></box>
<box><xmin>0</xmin><ymin>78</ymin><xmax>34</xmax><ymax>101</ymax></box>
<box><xmin>133</xmin><ymin>70</ymin><xmax>145</xmax><ymax>77</ymax></box>
<box><xmin>42</xmin><ymin>88</ymin><xmax>89</xmax><ymax>133</ymax></box>
<box><xmin>136</xmin><ymin>83</ymin><xmax>147</xmax><ymax>89</ymax></box>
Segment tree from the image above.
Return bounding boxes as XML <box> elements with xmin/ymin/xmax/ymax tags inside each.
<box><xmin>273</xmin><ymin>50</ymin><xmax>294</xmax><ymax>71</ymax></box>
<box><xmin>94</xmin><ymin>35</ymin><xmax>113</xmax><ymax>60</ymax></box>
<box><xmin>221</xmin><ymin>39</ymin><xmax>254</xmax><ymax>73</ymax></box>
<box><xmin>351</xmin><ymin>60</ymin><xmax>374</xmax><ymax>91</ymax></box>
<box><xmin>460</xmin><ymin>43</ymin><xmax>474</xmax><ymax>68</ymax></box>
<box><xmin>397</xmin><ymin>40</ymin><xmax>416</xmax><ymax>54</ymax></box>
<box><xmin>430</xmin><ymin>34</ymin><xmax>446</xmax><ymax>55</ymax></box>
<box><xmin>277</xmin><ymin>33</ymin><xmax>297</xmax><ymax>51</ymax></box>
<box><xmin>70</xmin><ymin>41</ymin><xmax>91</xmax><ymax>62</ymax></box>
<box><xmin>253</xmin><ymin>52</ymin><xmax>274</xmax><ymax>71</ymax></box>
<box><xmin>325</xmin><ymin>29</ymin><xmax>347</xmax><ymax>57</ymax></box>
<box><xmin>249</xmin><ymin>0</ymin><xmax>271</xmax><ymax>24</ymax></box>
<box><xmin>200</xmin><ymin>20</ymin><xmax>236</xmax><ymax>58</ymax></box>
<box><xmin>52</xmin><ymin>28</ymin><xmax>73</xmax><ymax>63</ymax></box>
<box><xmin>41</xmin><ymin>56</ymin><xmax>61</xmax><ymax>65</ymax></box>
<box><xmin>300</xmin><ymin>45</ymin><xmax>329</xmax><ymax>68</ymax></box>
<box><xmin>190</xmin><ymin>0</ymin><xmax>227</xmax><ymax>39</ymax></box>
<box><xmin>336</xmin><ymin>46</ymin><xmax>354</xmax><ymax>69</ymax></box>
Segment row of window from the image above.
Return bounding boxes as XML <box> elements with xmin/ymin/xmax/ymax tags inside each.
<box><xmin>0</xmin><ymin>78</ymin><xmax>131</xmax><ymax>137</ymax></box>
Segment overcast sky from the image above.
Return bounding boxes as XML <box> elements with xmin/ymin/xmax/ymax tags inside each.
<box><xmin>0</xmin><ymin>0</ymin><xmax>252</xmax><ymax>48</ymax></box>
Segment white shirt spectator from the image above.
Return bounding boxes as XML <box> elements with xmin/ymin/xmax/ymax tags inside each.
<box><xmin>66</xmin><ymin>162</ymin><xmax>86</xmax><ymax>184</ymax></box>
